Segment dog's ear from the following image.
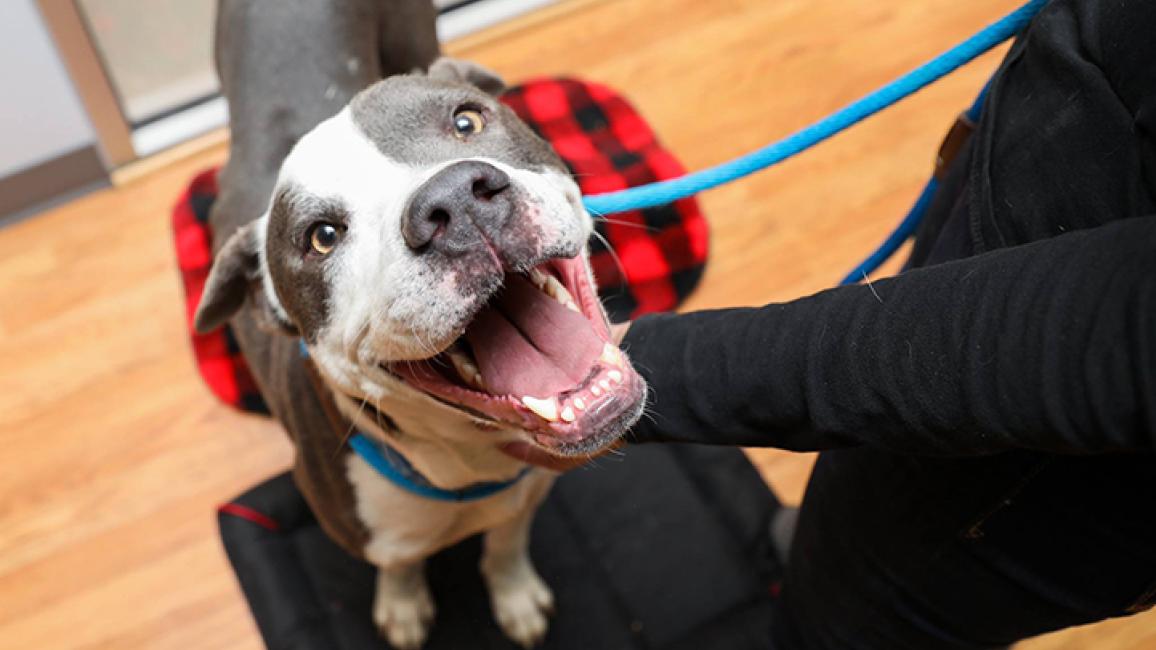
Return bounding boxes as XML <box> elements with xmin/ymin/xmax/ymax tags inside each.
<box><xmin>194</xmin><ymin>221</ymin><xmax>261</xmax><ymax>334</ymax></box>
<box><xmin>194</xmin><ymin>220</ymin><xmax>298</xmax><ymax>337</ymax></box>
<box><xmin>427</xmin><ymin>57</ymin><xmax>505</xmax><ymax>96</ymax></box>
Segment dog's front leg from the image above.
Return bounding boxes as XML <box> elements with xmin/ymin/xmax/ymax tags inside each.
<box><xmin>373</xmin><ymin>560</ymin><xmax>435</xmax><ymax>650</ymax></box>
<box><xmin>481</xmin><ymin>509</ymin><xmax>555</xmax><ymax>648</ymax></box>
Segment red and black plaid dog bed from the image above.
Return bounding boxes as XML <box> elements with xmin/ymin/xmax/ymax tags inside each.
<box><xmin>173</xmin><ymin>77</ymin><xmax>709</xmax><ymax>413</ymax></box>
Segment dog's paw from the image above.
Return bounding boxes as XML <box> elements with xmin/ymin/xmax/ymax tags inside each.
<box><xmin>374</xmin><ymin>582</ymin><xmax>435</xmax><ymax>650</ymax></box>
<box><xmin>489</xmin><ymin>567</ymin><xmax>554</xmax><ymax>648</ymax></box>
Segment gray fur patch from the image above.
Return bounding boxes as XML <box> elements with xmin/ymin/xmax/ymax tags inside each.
<box><xmin>265</xmin><ymin>185</ymin><xmax>350</xmax><ymax>340</ymax></box>
<box><xmin>349</xmin><ymin>75</ymin><xmax>566</xmax><ymax>174</ymax></box>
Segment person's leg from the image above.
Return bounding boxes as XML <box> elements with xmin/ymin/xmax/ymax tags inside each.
<box><xmin>771</xmin><ymin>448</ymin><xmax>1156</xmax><ymax>649</ymax></box>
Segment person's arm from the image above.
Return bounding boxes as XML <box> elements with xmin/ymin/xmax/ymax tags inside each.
<box><xmin>622</xmin><ymin>216</ymin><xmax>1156</xmax><ymax>455</ymax></box>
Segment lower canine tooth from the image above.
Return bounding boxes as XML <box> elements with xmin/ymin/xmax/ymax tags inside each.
<box><xmin>521</xmin><ymin>395</ymin><xmax>559</xmax><ymax>422</ymax></box>
<box><xmin>608</xmin><ymin>369</ymin><xmax>623</xmax><ymax>383</ymax></box>
<box><xmin>560</xmin><ymin>407</ymin><xmax>576</xmax><ymax>423</ymax></box>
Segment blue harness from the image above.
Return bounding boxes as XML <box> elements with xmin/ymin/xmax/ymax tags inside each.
<box><xmin>348</xmin><ymin>434</ymin><xmax>531</xmax><ymax>503</ymax></box>
<box><xmin>298</xmin><ymin>340</ymin><xmax>530</xmax><ymax>502</ymax></box>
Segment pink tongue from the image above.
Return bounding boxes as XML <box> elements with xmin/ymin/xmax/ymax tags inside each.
<box><xmin>465</xmin><ymin>274</ymin><xmax>603</xmax><ymax>397</ymax></box>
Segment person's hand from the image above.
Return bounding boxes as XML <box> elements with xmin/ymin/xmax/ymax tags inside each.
<box><xmin>500</xmin><ymin>321</ymin><xmax>633</xmax><ymax>471</ymax></box>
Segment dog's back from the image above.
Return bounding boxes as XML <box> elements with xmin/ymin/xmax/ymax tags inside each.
<box><xmin>211</xmin><ymin>0</ymin><xmax>439</xmax><ymax>244</ymax></box>
<box><xmin>207</xmin><ymin>0</ymin><xmax>440</xmax><ymax>555</ymax></box>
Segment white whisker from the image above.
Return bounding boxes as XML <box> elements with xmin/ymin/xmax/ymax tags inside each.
<box><xmin>600</xmin><ymin>219</ymin><xmax>657</xmax><ymax>231</ymax></box>
<box><xmin>332</xmin><ymin>394</ymin><xmax>370</xmax><ymax>459</ymax></box>
<box><xmin>589</xmin><ymin>229</ymin><xmax>629</xmax><ymax>284</ymax></box>
<box><xmin>862</xmin><ymin>271</ymin><xmax>884</xmax><ymax>304</ymax></box>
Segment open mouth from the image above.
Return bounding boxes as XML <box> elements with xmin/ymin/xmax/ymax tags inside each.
<box><xmin>385</xmin><ymin>256</ymin><xmax>645</xmax><ymax>456</ymax></box>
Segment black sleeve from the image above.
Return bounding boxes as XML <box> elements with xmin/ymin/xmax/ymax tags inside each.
<box><xmin>621</xmin><ymin>217</ymin><xmax>1156</xmax><ymax>455</ymax></box>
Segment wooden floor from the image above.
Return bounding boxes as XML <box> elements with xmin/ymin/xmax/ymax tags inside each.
<box><xmin>2</xmin><ymin>0</ymin><xmax>1153</xmax><ymax>648</ymax></box>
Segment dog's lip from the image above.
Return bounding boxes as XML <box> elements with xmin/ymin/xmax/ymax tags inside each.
<box><xmin>381</xmin><ymin>255</ymin><xmax>643</xmax><ymax>456</ymax></box>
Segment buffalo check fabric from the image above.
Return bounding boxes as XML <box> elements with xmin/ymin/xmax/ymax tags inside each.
<box><xmin>173</xmin><ymin>77</ymin><xmax>709</xmax><ymax>413</ymax></box>
<box><xmin>502</xmin><ymin>78</ymin><xmax>708</xmax><ymax>318</ymax></box>
<box><xmin>173</xmin><ymin>169</ymin><xmax>272</xmax><ymax>414</ymax></box>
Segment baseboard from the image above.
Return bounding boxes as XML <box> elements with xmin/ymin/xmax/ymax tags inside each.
<box><xmin>0</xmin><ymin>145</ymin><xmax>109</xmax><ymax>227</ymax></box>
<box><xmin>437</xmin><ymin>0</ymin><xmax>559</xmax><ymax>41</ymax></box>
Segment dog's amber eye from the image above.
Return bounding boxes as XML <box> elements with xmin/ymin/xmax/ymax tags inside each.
<box><xmin>452</xmin><ymin>108</ymin><xmax>485</xmax><ymax>138</ymax></box>
<box><xmin>309</xmin><ymin>223</ymin><xmax>340</xmax><ymax>255</ymax></box>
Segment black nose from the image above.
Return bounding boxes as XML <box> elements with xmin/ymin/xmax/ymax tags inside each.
<box><xmin>402</xmin><ymin>160</ymin><xmax>511</xmax><ymax>252</ymax></box>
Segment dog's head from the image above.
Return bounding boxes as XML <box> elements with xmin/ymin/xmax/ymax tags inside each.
<box><xmin>196</xmin><ymin>58</ymin><xmax>645</xmax><ymax>456</ymax></box>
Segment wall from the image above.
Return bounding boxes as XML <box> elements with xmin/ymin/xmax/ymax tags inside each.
<box><xmin>0</xmin><ymin>0</ymin><xmax>98</xmax><ymax>177</ymax></box>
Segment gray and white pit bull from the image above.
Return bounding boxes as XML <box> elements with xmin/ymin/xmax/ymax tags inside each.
<box><xmin>197</xmin><ymin>1</ymin><xmax>645</xmax><ymax>647</ymax></box>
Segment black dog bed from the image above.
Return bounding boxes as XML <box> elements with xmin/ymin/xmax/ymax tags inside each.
<box><xmin>219</xmin><ymin>444</ymin><xmax>783</xmax><ymax>650</ymax></box>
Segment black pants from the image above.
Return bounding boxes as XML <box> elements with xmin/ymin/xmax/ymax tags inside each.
<box><xmin>770</xmin><ymin>449</ymin><xmax>1156</xmax><ymax>648</ymax></box>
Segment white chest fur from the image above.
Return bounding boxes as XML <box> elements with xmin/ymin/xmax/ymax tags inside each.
<box><xmin>345</xmin><ymin>452</ymin><xmax>555</xmax><ymax>568</ymax></box>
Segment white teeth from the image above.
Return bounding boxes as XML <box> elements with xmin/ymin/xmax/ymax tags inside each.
<box><xmin>527</xmin><ymin>267</ymin><xmax>550</xmax><ymax>290</ymax></box>
<box><xmin>560</xmin><ymin>406</ymin><xmax>576</xmax><ymax>423</ymax></box>
<box><xmin>448</xmin><ymin>348</ymin><xmax>485</xmax><ymax>389</ymax></box>
<box><xmin>573</xmin><ymin>398</ymin><xmax>586</xmax><ymax>410</ymax></box>
<box><xmin>521</xmin><ymin>395</ymin><xmax>559</xmax><ymax>422</ymax></box>
<box><xmin>608</xmin><ymin>369</ymin><xmax>623</xmax><ymax>384</ymax></box>
<box><xmin>531</xmin><ymin>270</ymin><xmax>580</xmax><ymax>311</ymax></box>
<box><xmin>599</xmin><ymin>379</ymin><xmax>611</xmax><ymax>391</ymax></box>
<box><xmin>543</xmin><ymin>275</ymin><xmax>570</xmax><ymax>301</ymax></box>
<box><xmin>601</xmin><ymin>343</ymin><xmax>623</xmax><ymax>367</ymax></box>
<box><xmin>591</xmin><ymin>385</ymin><xmax>602</xmax><ymax>396</ymax></box>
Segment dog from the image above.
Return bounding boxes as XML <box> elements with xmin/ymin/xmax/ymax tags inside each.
<box><xmin>197</xmin><ymin>1</ymin><xmax>646</xmax><ymax>647</ymax></box>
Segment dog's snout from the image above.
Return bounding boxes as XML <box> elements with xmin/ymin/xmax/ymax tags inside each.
<box><xmin>402</xmin><ymin>161</ymin><xmax>511</xmax><ymax>252</ymax></box>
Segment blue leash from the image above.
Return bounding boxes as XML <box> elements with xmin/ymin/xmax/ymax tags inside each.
<box><xmin>837</xmin><ymin>82</ymin><xmax>990</xmax><ymax>285</ymax></box>
<box><xmin>579</xmin><ymin>0</ymin><xmax>1048</xmax><ymax>281</ymax></box>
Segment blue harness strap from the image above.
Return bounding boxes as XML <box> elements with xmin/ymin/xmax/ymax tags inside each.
<box><xmin>349</xmin><ymin>434</ymin><xmax>531</xmax><ymax>502</ymax></box>
<box><xmin>298</xmin><ymin>340</ymin><xmax>530</xmax><ymax>502</ymax></box>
